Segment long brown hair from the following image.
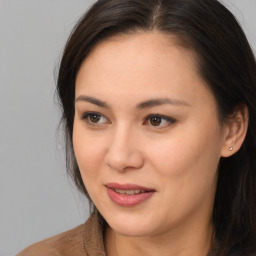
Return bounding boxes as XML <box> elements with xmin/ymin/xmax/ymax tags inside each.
<box><xmin>56</xmin><ymin>0</ymin><xmax>256</xmax><ymax>255</ymax></box>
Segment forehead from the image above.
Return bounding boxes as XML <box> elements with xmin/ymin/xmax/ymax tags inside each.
<box><xmin>75</xmin><ymin>31</ymin><xmax>213</xmax><ymax>107</ymax></box>
<box><xmin>79</xmin><ymin>31</ymin><xmax>198</xmax><ymax>74</ymax></box>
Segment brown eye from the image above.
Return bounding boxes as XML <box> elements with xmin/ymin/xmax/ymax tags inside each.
<box><xmin>82</xmin><ymin>112</ymin><xmax>109</xmax><ymax>125</ymax></box>
<box><xmin>150</xmin><ymin>116</ymin><xmax>162</xmax><ymax>126</ymax></box>
<box><xmin>145</xmin><ymin>114</ymin><xmax>176</xmax><ymax>128</ymax></box>
<box><xmin>89</xmin><ymin>113</ymin><xmax>101</xmax><ymax>123</ymax></box>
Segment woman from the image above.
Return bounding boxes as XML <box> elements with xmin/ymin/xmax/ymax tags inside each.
<box><xmin>18</xmin><ymin>0</ymin><xmax>256</xmax><ymax>255</ymax></box>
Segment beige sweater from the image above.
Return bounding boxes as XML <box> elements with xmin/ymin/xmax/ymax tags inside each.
<box><xmin>17</xmin><ymin>213</ymin><xmax>106</xmax><ymax>256</ymax></box>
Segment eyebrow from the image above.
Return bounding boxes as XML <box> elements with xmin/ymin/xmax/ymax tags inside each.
<box><xmin>75</xmin><ymin>95</ymin><xmax>191</xmax><ymax>109</ymax></box>
<box><xmin>75</xmin><ymin>95</ymin><xmax>110</xmax><ymax>108</ymax></box>
<box><xmin>136</xmin><ymin>98</ymin><xmax>191</xmax><ymax>109</ymax></box>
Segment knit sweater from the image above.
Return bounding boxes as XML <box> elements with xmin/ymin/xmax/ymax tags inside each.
<box><xmin>16</xmin><ymin>213</ymin><xmax>106</xmax><ymax>256</ymax></box>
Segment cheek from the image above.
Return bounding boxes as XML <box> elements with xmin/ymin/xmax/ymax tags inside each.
<box><xmin>73</xmin><ymin>126</ymin><xmax>110</xmax><ymax>208</ymax></box>
<box><xmin>145</xmin><ymin>121</ymin><xmax>222</xmax><ymax>188</ymax></box>
<box><xmin>72</xmin><ymin>122</ymin><xmax>106</xmax><ymax>184</ymax></box>
<box><xmin>144</xmin><ymin>127</ymin><xmax>221</xmax><ymax>222</ymax></box>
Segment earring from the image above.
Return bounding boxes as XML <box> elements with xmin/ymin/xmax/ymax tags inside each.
<box><xmin>229</xmin><ymin>146</ymin><xmax>233</xmax><ymax>151</ymax></box>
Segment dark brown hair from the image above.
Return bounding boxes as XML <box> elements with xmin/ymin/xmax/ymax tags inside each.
<box><xmin>56</xmin><ymin>0</ymin><xmax>256</xmax><ymax>255</ymax></box>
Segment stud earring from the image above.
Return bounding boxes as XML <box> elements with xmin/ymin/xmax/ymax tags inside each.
<box><xmin>229</xmin><ymin>146</ymin><xmax>233</xmax><ymax>151</ymax></box>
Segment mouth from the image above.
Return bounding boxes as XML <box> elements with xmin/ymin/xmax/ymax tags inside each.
<box><xmin>105</xmin><ymin>183</ymin><xmax>156</xmax><ymax>207</ymax></box>
<box><xmin>111</xmin><ymin>188</ymin><xmax>149</xmax><ymax>195</ymax></box>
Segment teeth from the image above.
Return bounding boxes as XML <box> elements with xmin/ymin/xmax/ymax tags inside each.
<box><xmin>113</xmin><ymin>189</ymin><xmax>146</xmax><ymax>195</ymax></box>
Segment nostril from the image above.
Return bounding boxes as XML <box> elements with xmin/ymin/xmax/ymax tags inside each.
<box><xmin>105</xmin><ymin>149</ymin><xmax>144</xmax><ymax>171</ymax></box>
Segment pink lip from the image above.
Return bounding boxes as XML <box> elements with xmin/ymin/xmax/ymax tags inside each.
<box><xmin>105</xmin><ymin>183</ymin><xmax>155</xmax><ymax>207</ymax></box>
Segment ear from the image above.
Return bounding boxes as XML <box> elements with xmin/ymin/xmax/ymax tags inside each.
<box><xmin>221</xmin><ymin>104</ymin><xmax>249</xmax><ymax>158</ymax></box>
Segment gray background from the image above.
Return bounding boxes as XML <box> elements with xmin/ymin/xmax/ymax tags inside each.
<box><xmin>0</xmin><ymin>1</ymin><xmax>255</xmax><ymax>255</ymax></box>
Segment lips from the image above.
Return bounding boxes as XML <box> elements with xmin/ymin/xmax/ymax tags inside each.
<box><xmin>105</xmin><ymin>183</ymin><xmax>155</xmax><ymax>207</ymax></box>
<box><xmin>112</xmin><ymin>188</ymin><xmax>147</xmax><ymax>195</ymax></box>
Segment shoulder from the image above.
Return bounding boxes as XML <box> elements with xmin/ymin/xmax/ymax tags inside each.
<box><xmin>16</xmin><ymin>213</ymin><xmax>106</xmax><ymax>256</ymax></box>
<box><xmin>16</xmin><ymin>223</ymin><xmax>86</xmax><ymax>256</ymax></box>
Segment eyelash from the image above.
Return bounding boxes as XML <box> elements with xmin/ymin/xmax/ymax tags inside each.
<box><xmin>81</xmin><ymin>112</ymin><xmax>109</xmax><ymax>126</ymax></box>
<box><xmin>144</xmin><ymin>114</ymin><xmax>176</xmax><ymax>128</ymax></box>
<box><xmin>81</xmin><ymin>112</ymin><xmax>176</xmax><ymax>128</ymax></box>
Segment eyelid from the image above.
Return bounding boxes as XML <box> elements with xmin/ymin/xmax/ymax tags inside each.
<box><xmin>81</xmin><ymin>111</ymin><xmax>110</xmax><ymax>125</ymax></box>
<box><xmin>144</xmin><ymin>114</ymin><xmax>176</xmax><ymax>127</ymax></box>
<box><xmin>80</xmin><ymin>111</ymin><xmax>176</xmax><ymax>128</ymax></box>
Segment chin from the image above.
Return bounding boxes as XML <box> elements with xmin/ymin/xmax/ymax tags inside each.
<box><xmin>111</xmin><ymin>223</ymin><xmax>152</xmax><ymax>237</ymax></box>
<box><xmin>103</xmin><ymin>211</ymin><xmax>157</xmax><ymax>237</ymax></box>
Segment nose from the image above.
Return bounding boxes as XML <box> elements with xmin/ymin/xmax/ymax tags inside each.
<box><xmin>104</xmin><ymin>126</ymin><xmax>144</xmax><ymax>172</ymax></box>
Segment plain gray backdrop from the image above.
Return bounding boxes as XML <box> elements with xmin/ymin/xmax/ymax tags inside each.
<box><xmin>0</xmin><ymin>1</ymin><xmax>255</xmax><ymax>255</ymax></box>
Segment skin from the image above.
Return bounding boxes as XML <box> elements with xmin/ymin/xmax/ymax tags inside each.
<box><xmin>73</xmin><ymin>31</ymin><xmax>247</xmax><ymax>256</ymax></box>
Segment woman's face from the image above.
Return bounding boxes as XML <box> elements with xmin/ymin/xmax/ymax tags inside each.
<box><xmin>73</xmin><ymin>32</ymin><xmax>228</xmax><ymax>238</ymax></box>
